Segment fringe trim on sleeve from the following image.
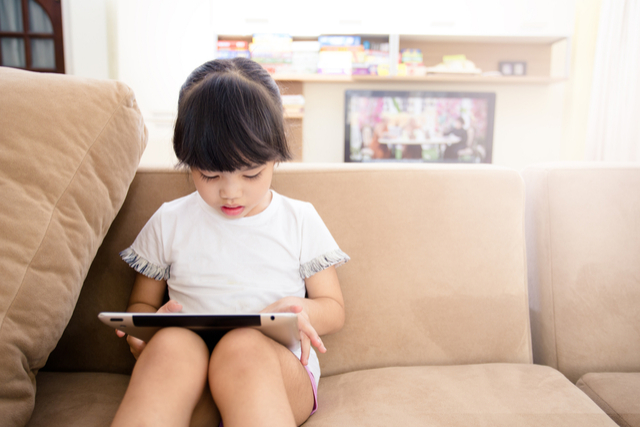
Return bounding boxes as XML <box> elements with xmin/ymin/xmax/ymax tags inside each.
<box><xmin>299</xmin><ymin>249</ymin><xmax>350</xmax><ymax>279</ymax></box>
<box><xmin>120</xmin><ymin>247</ymin><xmax>170</xmax><ymax>281</ymax></box>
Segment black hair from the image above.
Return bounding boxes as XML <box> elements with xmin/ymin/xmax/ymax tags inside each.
<box><xmin>173</xmin><ymin>57</ymin><xmax>291</xmax><ymax>172</ymax></box>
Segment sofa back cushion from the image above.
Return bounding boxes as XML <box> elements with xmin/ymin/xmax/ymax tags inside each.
<box><xmin>523</xmin><ymin>163</ymin><xmax>640</xmax><ymax>383</ymax></box>
<box><xmin>51</xmin><ymin>164</ymin><xmax>531</xmax><ymax>377</ymax></box>
<box><xmin>0</xmin><ymin>67</ymin><xmax>146</xmax><ymax>426</ymax></box>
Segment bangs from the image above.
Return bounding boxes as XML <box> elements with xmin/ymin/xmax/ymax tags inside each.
<box><xmin>173</xmin><ymin>71</ymin><xmax>290</xmax><ymax>172</ymax></box>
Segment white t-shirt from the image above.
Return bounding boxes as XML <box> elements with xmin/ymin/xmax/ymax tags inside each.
<box><xmin>121</xmin><ymin>189</ymin><xmax>349</xmax><ymax>382</ymax></box>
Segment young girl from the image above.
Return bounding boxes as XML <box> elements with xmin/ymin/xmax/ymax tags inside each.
<box><xmin>112</xmin><ymin>57</ymin><xmax>349</xmax><ymax>427</ymax></box>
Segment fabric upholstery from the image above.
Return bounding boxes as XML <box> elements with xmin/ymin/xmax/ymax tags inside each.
<box><xmin>26</xmin><ymin>372</ymin><xmax>220</xmax><ymax>427</ymax></box>
<box><xmin>49</xmin><ymin>164</ymin><xmax>532</xmax><ymax>378</ymax></box>
<box><xmin>523</xmin><ymin>164</ymin><xmax>640</xmax><ymax>383</ymax></box>
<box><xmin>272</xmin><ymin>163</ymin><xmax>532</xmax><ymax>376</ymax></box>
<box><xmin>577</xmin><ymin>373</ymin><xmax>640</xmax><ymax>427</ymax></box>
<box><xmin>0</xmin><ymin>67</ymin><xmax>147</xmax><ymax>427</ymax></box>
<box><xmin>305</xmin><ymin>364</ymin><xmax>616</xmax><ymax>426</ymax></box>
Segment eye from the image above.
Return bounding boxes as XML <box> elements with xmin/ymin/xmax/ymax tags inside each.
<box><xmin>245</xmin><ymin>172</ymin><xmax>262</xmax><ymax>180</ymax></box>
<box><xmin>200</xmin><ymin>173</ymin><xmax>219</xmax><ymax>182</ymax></box>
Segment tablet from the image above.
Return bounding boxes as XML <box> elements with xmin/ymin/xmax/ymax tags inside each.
<box><xmin>99</xmin><ymin>312</ymin><xmax>300</xmax><ymax>350</ymax></box>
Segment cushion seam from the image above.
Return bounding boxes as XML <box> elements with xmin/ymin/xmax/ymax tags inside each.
<box><xmin>579</xmin><ymin>380</ymin><xmax>631</xmax><ymax>427</ymax></box>
<box><xmin>0</xmin><ymin>86</ymin><xmax>135</xmax><ymax>350</ymax></box>
<box><xmin>544</xmin><ymin>169</ymin><xmax>560</xmax><ymax>372</ymax></box>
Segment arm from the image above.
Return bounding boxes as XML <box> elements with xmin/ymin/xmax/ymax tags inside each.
<box><xmin>116</xmin><ymin>273</ymin><xmax>182</xmax><ymax>359</ymax></box>
<box><xmin>261</xmin><ymin>265</ymin><xmax>345</xmax><ymax>365</ymax></box>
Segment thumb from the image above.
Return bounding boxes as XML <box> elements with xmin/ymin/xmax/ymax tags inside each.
<box><xmin>157</xmin><ymin>300</ymin><xmax>182</xmax><ymax>313</ymax></box>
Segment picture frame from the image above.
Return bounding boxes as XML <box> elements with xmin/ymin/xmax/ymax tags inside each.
<box><xmin>345</xmin><ymin>90</ymin><xmax>496</xmax><ymax>164</ymax></box>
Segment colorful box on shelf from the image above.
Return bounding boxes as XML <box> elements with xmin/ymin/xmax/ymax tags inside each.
<box><xmin>250</xmin><ymin>34</ymin><xmax>294</xmax><ymax>74</ymax></box>
<box><xmin>216</xmin><ymin>40</ymin><xmax>250</xmax><ymax>60</ymax></box>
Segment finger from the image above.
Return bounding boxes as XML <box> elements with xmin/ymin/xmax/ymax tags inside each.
<box><xmin>115</xmin><ymin>329</ymin><xmax>126</xmax><ymax>338</ymax></box>
<box><xmin>157</xmin><ymin>300</ymin><xmax>183</xmax><ymax>314</ymax></box>
<box><xmin>300</xmin><ymin>331</ymin><xmax>311</xmax><ymax>366</ymax></box>
<box><xmin>297</xmin><ymin>318</ymin><xmax>326</xmax><ymax>353</ymax></box>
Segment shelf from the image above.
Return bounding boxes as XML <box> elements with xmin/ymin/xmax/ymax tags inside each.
<box><xmin>273</xmin><ymin>74</ymin><xmax>567</xmax><ymax>84</ymax></box>
<box><xmin>283</xmin><ymin>112</ymin><xmax>304</xmax><ymax>119</ymax></box>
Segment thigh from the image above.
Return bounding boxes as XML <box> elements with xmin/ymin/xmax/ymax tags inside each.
<box><xmin>209</xmin><ymin>328</ymin><xmax>315</xmax><ymax>426</ymax></box>
<box><xmin>267</xmin><ymin>336</ymin><xmax>316</xmax><ymax>425</ymax></box>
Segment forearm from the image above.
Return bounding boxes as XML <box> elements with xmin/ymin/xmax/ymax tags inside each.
<box><xmin>127</xmin><ymin>302</ymin><xmax>160</xmax><ymax>313</ymax></box>
<box><xmin>278</xmin><ymin>295</ymin><xmax>345</xmax><ymax>336</ymax></box>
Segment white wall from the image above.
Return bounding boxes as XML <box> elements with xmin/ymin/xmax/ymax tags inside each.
<box><xmin>61</xmin><ymin>0</ymin><xmax>109</xmax><ymax>79</ymax></box>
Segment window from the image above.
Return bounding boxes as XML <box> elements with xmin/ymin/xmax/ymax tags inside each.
<box><xmin>0</xmin><ymin>0</ymin><xmax>64</xmax><ymax>73</ymax></box>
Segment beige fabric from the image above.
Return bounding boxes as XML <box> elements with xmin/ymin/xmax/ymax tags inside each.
<box><xmin>26</xmin><ymin>372</ymin><xmax>130</xmax><ymax>427</ymax></box>
<box><xmin>27</xmin><ymin>372</ymin><xmax>221</xmax><ymax>427</ymax></box>
<box><xmin>272</xmin><ymin>164</ymin><xmax>532</xmax><ymax>376</ymax></box>
<box><xmin>44</xmin><ymin>170</ymin><xmax>196</xmax><ymax>375</ymax></box>
<box><xmin>577</xmin><ymin>373</ymin><xmax>640</xmax><ymax>427</ymax></box>
<box><xmin>47</xmin><ymin>164</ymin><xmax>532</xmax><ymax>378</ymax></box>
<box><xmin>0</xmin><ymin>67</ymin><xmax>147</xmax><ymax>427</ymax></box>
<box><xmin>304</xmin><ymin>363</ymin><xmax>616</xmax><ymax>426</ymax></box>
<box><xmin>523</xmin><ymin>163</ymin><xmax>640</xmax><ymax>383</ymax></box>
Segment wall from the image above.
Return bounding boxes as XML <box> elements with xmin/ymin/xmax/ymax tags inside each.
<box><xmin>61</xmin><ymin>0</ymin><xmax>109</xmax><ymax>79</ymax></box>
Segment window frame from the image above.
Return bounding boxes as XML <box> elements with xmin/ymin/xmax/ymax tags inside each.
<box><xmin>0</xmin><ymin>0</ymin><xmax>64</xmax><ymax>73</ymax></box>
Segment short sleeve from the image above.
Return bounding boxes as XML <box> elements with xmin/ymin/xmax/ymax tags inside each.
<box><xmin>120</xmin><ymin>206</ymin><xmax>171</xmax><ymax>281</ymax></box>
<box><xmin>299</xmin><ymin>203</ymin><xmax>350</xmax><ymax>279</ymax></box>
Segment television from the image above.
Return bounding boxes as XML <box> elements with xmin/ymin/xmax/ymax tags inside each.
<box><xmin>345</xmin><ymin>90</ymin><xmax>496</xmax><ymax>163</ymax></box>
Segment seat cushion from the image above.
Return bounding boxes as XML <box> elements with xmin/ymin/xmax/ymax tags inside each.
<box><xmin>26</xmin><ymin>372</ymin><xmax>130</xmax><ymax>427</ymax></box>
<box><xmin>0</xmin><ymin>67</ymin><xmax>147</xmax><ymax>426</ymax></box>
<box><xmin>577</xmin><ymin>373</ymin><xmax>640</xmax><ymax>427</ymax></box>
<box><xmin>304</xmin><ymin>363</ymin><xmax>617</xmax><ymax>427</ymax></box>
<box><xmin>27</xmin><ymin>372</ymin><xmax>221</xmax><ymax>427</ymax></box>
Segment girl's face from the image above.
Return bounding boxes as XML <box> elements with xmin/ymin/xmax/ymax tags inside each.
<box><xmin>192</xmin><ymin>161</ymin><xmax>275</xmax><ymax>219</ymax></box>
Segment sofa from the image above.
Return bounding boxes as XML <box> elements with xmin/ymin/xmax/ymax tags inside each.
<box><xmin>0</xmin><ymin>67</ymin><xmax>624</xmax><ymax>427</ymax></box>
<box><xmin>523</xmin><ymin>164</ymin><xmax>640</xmax><ymax>427</ymax></box>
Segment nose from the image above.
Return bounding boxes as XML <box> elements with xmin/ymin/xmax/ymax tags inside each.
<box><xmin>219</xmin><ymin>176</ymin><xmax>241</xmax><ymax>201</ymax></box>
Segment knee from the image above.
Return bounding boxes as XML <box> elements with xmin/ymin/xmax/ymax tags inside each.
<box><xmin>145</xmin><ymin>327</ymin><xmax>209</xmax><ymax>367</ymax></box>
<box><xmin>209</xmin><ymin>328</ymin><xmax>275</xmax><ymax>375</ymax></box>
<box><xmin>211</xmin><ymin>328</ymin><xmax>271</xmax><ymax>362</ymax></box>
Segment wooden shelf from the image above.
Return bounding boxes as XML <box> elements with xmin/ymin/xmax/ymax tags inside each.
<box><xmin>284</xmin><ymin>112</ymin><xmax>304</xmax><ymax>119</ymax></box>
<box><xmin>273</xmin><ymin>74</ymin><xmax>567</xmax><ymax>84</ymax></box>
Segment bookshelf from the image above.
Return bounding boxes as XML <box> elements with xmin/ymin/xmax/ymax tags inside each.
<box><xmin>219</xmin><ymin>33</ymin><xmax>570</xmax><ymax>161</ymax></box>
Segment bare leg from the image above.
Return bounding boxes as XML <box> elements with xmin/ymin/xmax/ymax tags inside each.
<box><xmin>209</xmin><ymin>328</ymin><xmax>315</xmax><ymax>427</ymax></box>
<box><xmin>112</xmin><ymin>327</ymin><xmax>210</xmax><ymax>427</ymax></box>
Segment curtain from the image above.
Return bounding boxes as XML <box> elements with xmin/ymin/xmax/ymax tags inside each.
<box><xmin>585</xmin><ymin>0</ymin><xmax>640</xmax><ymax>162</ymax></box>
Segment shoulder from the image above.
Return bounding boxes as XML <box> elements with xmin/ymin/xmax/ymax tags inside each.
<box><xmin>273</xmin><ymin>191</ymin><xmax>317</xmax><ymax>218</ymax></box>
<box><xmin>156</xmin><ymin>192</ymin><xmax>199</xmax><ymax>215</ymax></box>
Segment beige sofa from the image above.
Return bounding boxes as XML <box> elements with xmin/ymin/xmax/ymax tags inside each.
<box><xmin>0</xmin><ymin>68</ymin><xmax>621</xmax><ymax>427</ymax></box>
<box><xmin>524</xmin><ymin>164</ymin><xmax>640</xmax><ymax>427</ymax></box>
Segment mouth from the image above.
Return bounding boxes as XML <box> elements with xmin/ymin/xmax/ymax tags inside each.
<box><xmin>221</xmin><ymin>205</ymin><xmax>245</xmax><ymax>216</ymax></box>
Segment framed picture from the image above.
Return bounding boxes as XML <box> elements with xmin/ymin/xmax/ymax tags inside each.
<box><xmin>345</xmin><ymin>90</ymin><xmax>496</xmax><ymax>163</ymax></box>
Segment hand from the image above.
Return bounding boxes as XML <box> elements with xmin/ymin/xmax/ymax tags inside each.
<box><xmin>115</xmin><ymin>300</ymin><xmax>183</xmax><ymax>360</ymax></box>
<box><xmin>261</xmin><ymin>299</ymin><xmax>326</xmax><ymax>366</ymax></box>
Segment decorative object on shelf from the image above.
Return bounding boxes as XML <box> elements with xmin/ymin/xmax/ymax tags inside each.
<box><xmin>398</xmin><ymin>48</ymin><xmax>427</xmax><ymax>76</ymax></box>
<box><xmin>345</xmin><ymin>90</ymin><xmax>495</xmax><ymax>164</ymax></box>
<box><xmin>250</xmin><ymin>33</ymin><xmax>293</xmax><ymax>74</ymax></box>
<box><xmin>317</xmin><ymin>36</ymin><xmax>362</xmax><ymax>75</ymax></box>
<box><xmin>499</xmin><ymin>61</ymin><xmax>527</xmax><ymax>76</ymax></box>
<box><xmin>215</xmin><ymin>40</ymin><xmax>250</xmax><ymax>59</ymax></box>
<box><xmin>281</xmin><ymin>94</ymin><xmax>305</xmax><ymax>116</ymax></box>
<box><xmin>424</xmin><ymin>54</ymin><xmax>482</xmax><ymax>75</ymax></box>
<box><xmin>291</xmin><ymin>41</ymin><xmax>320</xmax><ymax>74</ymax></box>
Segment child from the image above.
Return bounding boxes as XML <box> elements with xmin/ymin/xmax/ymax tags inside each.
<box><xmin>112</xmin><ymin>57</ymin><xmax>349</xmax><ymax>427</ymax></box>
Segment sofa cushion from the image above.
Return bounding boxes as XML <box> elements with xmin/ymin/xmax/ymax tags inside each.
<box><xmin>577</xmin><ymin>373</ymin><xmax>640</xmax><ymax>427</ymax></box>
<box><xmin>304</xmin><ymin>364</ymin><xmax>617</xmax><ymax>426</ymax></box>
<box><xmin>44</xmin><ymin>164</ymin><xmax>533</xmax><ymax>378</ymax></box>
<box><xmin>26</xmin><ymin>372</ymin><xmax>220</xmax><ymax>427</ymax></box>
<box><xmin>523</xmin><ymin>164</ymin><xmax>640</xmax><ymax>383</ymax></box>
<box><xmin>0</xmin><ymin>67</ymin><xmax>147</xmax><ymax>426</ymax></box>
<box><xmin>272</xmin><ymin>164</ymin><xmax>532</xmax><ymax>376</ymax></box>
